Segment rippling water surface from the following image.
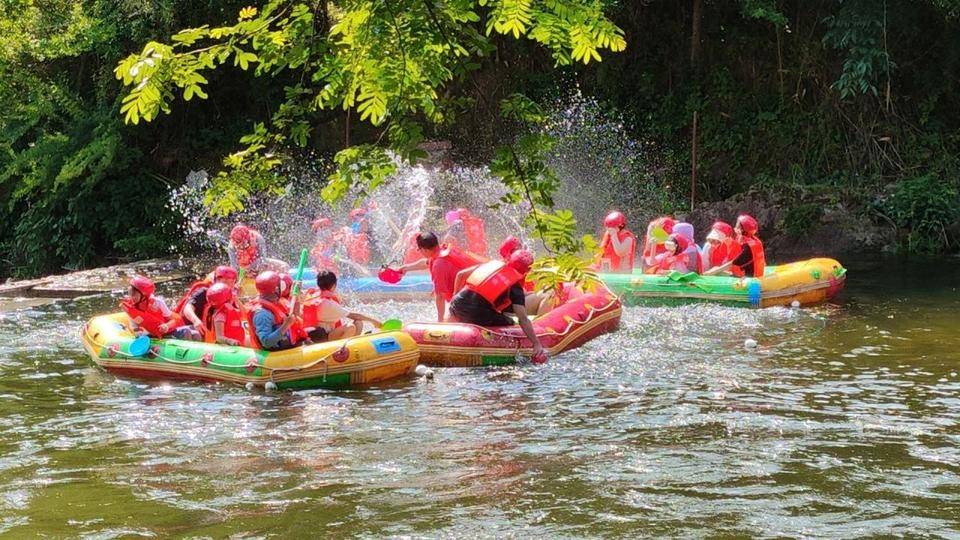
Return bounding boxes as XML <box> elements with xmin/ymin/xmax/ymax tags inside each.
<box><xmin>0</xmin><ymin>257</ymin><xmax>958</xmax><ymax>537</ymax></box>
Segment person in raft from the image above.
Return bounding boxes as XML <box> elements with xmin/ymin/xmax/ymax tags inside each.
<box><xmin>227</xmin><ymin>224</ymin><xmax>289</xmax><ymax>274</ymax></box>
<box><xmin>641</xmin><ymin>216</ymin><xmax>675</xmax><ymax>269</ymax></box>
<box><xmin>301</xmin><ymin>270</ymin><xmax>383</xmax><ymax>340</ymax></box>
<box><xmin>706</xmin><ymin>214</ymin><xmax>766</xmax><ymax>278</ymax></box>
<box><xmin>447</xmin><ymin>250</ymin><xmax>547</xmax><ymax>363</ymax></box>
<box><xmin>121</xmin><ymin>276</ymin><xmax>192</xmax><ymax>339</ymax></box>
<box><xmin>247</xmin><ymin>271</ymin><xmax>325</xmax><ymax>350</ymax></box>
<box><xmin>700</xmin><ymin>221</ymin><xmax>740</xmax><ymax>275</ymax></box>
<box><xmin>597</xmin><ymin>211</ymin><xmax>636</xmax><ymax>273</ymax></box>
<box><xmin>175</xmin><ymin>265</ymin><xmax>239</xmax><ymax>338</ymax></box>
<box><xmin>672</xmin><ymin>222</ymin><xmax>702</xmax><ymax>273</ymax></box>
<box><xmin>646</xmin><ymin>233</ymin><xmax>692</xmax><ymax>274</ymax></box>
<box><xmin>387</xmin><ymin>232</ymin><xmax>481</xmax><ymax>322</ymax></box>
<box><xmin>201</xmin><ymin>282</ymin><xmax>247</xmax><ymax>346</ymax></box>
<box><xmin>442</xmin><ymin>208</ymin><xmax>489</xmax><ymax>259</ymax></box>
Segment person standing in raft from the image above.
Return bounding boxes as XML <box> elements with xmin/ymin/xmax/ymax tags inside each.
<box><xmin>227</xmin><ymin>224</ymin><xmax>289</xmax><ymax>274</ymax></box>
<box><xmin>121</xmin><ymin>276</ymin><xmax>193</xmax><ymax>339</ymax></box>
<box><xmin>201</xmin><ymin>282</ymin><xmax>247</xmax><ymax>346</ymax></box>
<box><xmin>597</xmin><ymin>211</ymin><xmax>636</xmax><ymax>273</ymax></box>
<box><xmin>447</xmin><ymin>250</ymin><xmax>547</xmax><ymax>363</ymax></box>
<box><xmin>175</xmin><ymin>265</ymin><xmax>238</xmax><ymax>338</ymax></box>
<box><xmin>246</xmin><ymin>271</ymin><xmax>324</xmax><ymax>350</ymax></box>
<box><xmin>344</xmin><ymin>207</ymin><xmax>372</xmax><ymax>266</ymax></box>
<box><xmin>387</xmin><ymin>232</ymin><xmax>481</xmax><ymax>322</ymax></box>
<box><xmin>701</xmin><ymin>221</ymin><xmax>741</xmax><ymax>275</ymax></box>
<box><xmin>301</xmin><ymin>270</ymin><xmax>383</xmax><ymax>340</ymax></box>
<box><xmin>707</xmin><ymin>214</ymin><xmax>766</xmax><ymax>277</ymax></box>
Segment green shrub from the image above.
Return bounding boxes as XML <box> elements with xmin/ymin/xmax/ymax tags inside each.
<box><xmin>879</xmin><ymin>173</ymin><xmax>960</xmax><ymax>253</ymax></box>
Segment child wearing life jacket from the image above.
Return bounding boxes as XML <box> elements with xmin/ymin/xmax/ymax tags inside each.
<box><xmin>386</xmin><ymin>232</ymin><xmax>483</xmax><ymax>321</ymax></box>
<box><xmin>641</xmin><ymin>216</ymin><xmax>675</xmax><ymax>269</ymax></box>
<box><xmin>246</xmin><ymin>271</ymin><xmax>323</xmax><ymax>350</ymax></box>
<box><xmin>672</xmin><ymin>222</ymin><xmax>702</xmax><ymax>273</ymax></box>
<box><xmin>343</xmin><ymin>207</ymin><xmax>371</xmax><ymax>265</ymax></box>
<box><xmin>448</xmin><ymin>250</ymin><xmax>547</xmax><ymax>363</ymax></box>
<box><xmin>646</xmin><ymin>234</ymin><xmax>691</xmax><ymax>275</ymax></box>
<box><xmin>597</xmin><ymin>211</ymin><xmax>636</xmax><ymax>273</ymax></box>
<box><xmin>201</xmin><ymin>282</ymin><xmax>246</xmax><ymax>346</ymax></box>
<box><xmin>310</xmin><ymin>217</ymin><xmax>339</xmax><ymax>273</ymax></box>
<box><xmin>301</xmin><ymin>270</ymin><xmax>383</xmax><ymax>340</ymax></box>
<box><xmin>121</xmin><ymin>276</ymin><xmax>191</xmax><ymax>339</ymax></box>
<box><xmin>176</xmin><ymin>265</ymin><xmax>238</xmax><ymax>336</ymax></box>
<box><xmin>701</xmin><ymin>221</ymin><xmax>741</xmax><ymax>275</ymax></box>
<box><xmin>730</xmin><ymin>214</ymin><xmax>766</xmax><ymax>277</ymax></box>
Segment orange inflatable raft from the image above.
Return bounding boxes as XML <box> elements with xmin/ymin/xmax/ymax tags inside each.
<box><xmin>404</xmin><ymin>291</ymin><xmax>622</xmax><ymax>367</ymax></box>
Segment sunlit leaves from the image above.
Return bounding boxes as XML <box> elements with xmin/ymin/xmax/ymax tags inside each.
<box><xmin>239</xmin><ymin>6</ymin><xmax>258</xmax><ymax>20</ymax></box>
<box><xmin>323</xmin><ymin>145</ymin><xmax>397</xmax><ymax>204</ymax></box>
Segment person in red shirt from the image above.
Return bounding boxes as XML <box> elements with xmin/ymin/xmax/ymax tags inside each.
<box><xmin>388</xmin><ymin>232</ymin><xmax>480</xmax><ymax>321</ymax></box>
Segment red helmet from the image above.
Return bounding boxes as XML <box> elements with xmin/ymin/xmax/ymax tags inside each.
<box><xmin>349</xmin><ymin>207</ymin><xmax>367</xmax><ymax>220</ymax></box>
<box><xmin>130</xmin><ymin>275</ymin><xmax>155</xmax><ymax>297</ymax></box>
<box><xmin>214</xmin><ymin>265</ymin><xmax>238</xmax><ymax>281</ymax></box>
<box><xmin>206</xmin><ymin>282</ymin><xmax>233</xmax><ymax>307</ymax></box>
<box><xmin>660</xmin><ymin>217</ymin><xmax>676</xmax><ymax>234</ymax></box>
<box><xmin>279</xmin><ymin>273</ymin><xmax>293</xmax><ymax>298</ymax></box>
<box><xmin>311</xmin><ymin>217</ymin><xmax>332</xmax><ymax>233</ymax></box>
<box><xmin>604</xmin><ymin>211</ymin><xmax>627</xmax><ymax>228</ymax></box>
<box><xmin>737</xmin><ymin>214</ymin><xmax>759</xmax><ymax>235</ymax></box>
<box><xmin>255</xmin><ymin>271</ymin><xmax>281</xmax><ymax>296</ymax></box>
<box><xmin>507</xmin><ymin>250</ymin><xmax>534</xmax><ymax>275</ymax></box>
<box><xmin>711</xmin><ymin>221</ymin><xmax>734</xmax><ymax>238</ymax></box>
<box><xmin>230</xmin><ymin>225</ymin><xmax>251</xmax><ymax>244</ymax></box>
<box><xmin>498</xmin><ymin>236</ymin><xmax>522</xmax><ymax>259</ymax></box>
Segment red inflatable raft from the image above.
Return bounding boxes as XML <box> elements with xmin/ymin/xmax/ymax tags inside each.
<box><xmin>404</xmin><ymin>291</ymin><xmax>622</xmax><ymax>367</ymax></box>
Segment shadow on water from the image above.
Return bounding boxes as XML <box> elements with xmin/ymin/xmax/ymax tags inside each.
<box><xmin>0</xmin><ymin>255</ymin><xmax>957</xmax><ymax>536</ymax></box>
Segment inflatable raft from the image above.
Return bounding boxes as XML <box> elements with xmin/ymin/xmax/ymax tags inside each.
<box><xmin>602</xmin><ymin>257</ymin><xmax>846</xmax><ymax>307</ymax></box>
<box><xmin>80</xmin><ymin>313</ymin><xmax>419</xmax><ymax>389</ymax></box>
<box><xmin>404</xmin><ymin>291</ymin><xmax>622</xmax><ymax>367</ymax></box>
<box><xmin>241</xmin><ymin>270</ymin><xmax>433</xmax><ymax>302</ymax></box>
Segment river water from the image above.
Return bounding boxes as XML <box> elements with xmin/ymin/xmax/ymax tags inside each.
<box><xmin>0</xmin><ymin>256</ymin><xmax>957</xmax><ymax>537</ymax></box>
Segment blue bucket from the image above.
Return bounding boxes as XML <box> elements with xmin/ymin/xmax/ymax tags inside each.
<box><xmin>127</xmin><ymin>335</ymin><xmax>151</xmax><ymax>357</ymax></box>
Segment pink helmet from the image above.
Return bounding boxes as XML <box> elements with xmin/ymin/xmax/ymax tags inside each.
<box><xmin>508</xmin><ymin>250</ymin><xmax>534</xmax><ymax>274</ymax></box>
<box><xmin>130</xmin><ymin>275</ymin><xmax>155</xmax><ymax>298</ymax></box>
<box><xmin>445</xmin><ymin>209</ymin><xmax>462</xmax><ymax>226</ymax></box>
<box><xmin>206</xmin><ymin>282</ymin><xmax>233</xmax><ymax>307</ymax></box>
<box><xmin>214</xmin><ymin>265</ymin><xmax>238</xmax><ymax>281</ymax></box>
<box><xmin>498</xmin><ymin>236</ymin><xmax>522</xmax><ymax>259</ymax></box>
<box><xmin>737</xmin><ymin>214</ymin><xmax>759</xmax><ymax>235</ymax></box>
<box><xmin>604</xmin><ymin>211</ymin><xmax>627</xmax><ymax>228</ymax></box>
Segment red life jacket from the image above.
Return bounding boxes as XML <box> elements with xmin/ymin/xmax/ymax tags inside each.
<box><xmin>245</xmin><ymin>298</ymin><xmax>307</xmax><ymax>350</ymax></box>
<box><xmin>645</xmin><ymin>252</ymin><xmax>685</xmax><ymax>274</ymax></box>
<box><xmin>732</xmin><ymin>235</ymin><xmax>766</xmax><ymax>277</ymax></box>
<box><xmin>600</xmin><ymin>228</ymin><xmax>636</xmax><ymax>273</ymax></box>
<box><xmin>465</xmin><ymin>261</ymin><xmax>524</xmax><ymax>312</ymax></box>
<box><xmin>346</xmin><ymin>231</ymin><xmax>371</xmax><ymax>265</ymax></box>
<box><xmin>202</xmin><ymin>303</ymin><xmax>246</xmax><ymax>345</ymax></box>
<box><xmin>461</xmin><ymin>215</ymin><xmax>489</xmax><ymax>257</ymax></box>
<box><xmin>233</xmin><ymin>232</ymin><xmax>260</xmax><ymax>268</ymax></box>
<box><xmin>120</xmin><ymin>298</ymin><xmax>180</xmax><ymax>338</ymax></box>
<box><xmin>300</xmin><ymin>289</ymin><xmax>344</xmax><ymax>330</ymax></box>
<box><xmin>430</xmin><ymin>244</ymin><xmax>478</xmax><ymax>274</ymax></box>
<box><xmin>173</xmin><ymin>279</ymin><xmax>213</xmax><ymax>315</ymax></box>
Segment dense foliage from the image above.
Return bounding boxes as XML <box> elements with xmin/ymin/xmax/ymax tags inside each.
<box><xmin>3</xmin><ymin>0</ymin><xmax>960</xmax><ymax>279</ymax></box>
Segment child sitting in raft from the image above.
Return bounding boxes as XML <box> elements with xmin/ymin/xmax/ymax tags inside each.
<box><xmin>672</xmin><ymin>222</ymin><xmax>702</xmax><ymax>273</ymax></box>
<box><xmin>448</xmin><ymin>250</ymin><xmax>547</xmax><ymax>363</ymax></box>
<box><xmin>246</xmin><ymin>271</ymin><xmax>325</xmax><ymax>350</ymax></box>
<box><xmin>641</xmin><ymin>216</ymin><xmax>675</xmax><ymax>269</ymax></box>
<box><xmin>121</xmin><ymin>276</ymin><xmax>194</xmax><ymax>339</ymax></box>
<box><xmin>645</xmin><ymin>234</ymin><xmax>691</xmax><ymax>275</ymax></box>
<box><xmin>701</xmin><ymin>221</ymin><xmax>740</xmax><ymax>275</ymax></box>
<box><xmin>705</xmin><ymin>214</ymin><xmax>766</xmax><ymax>277</ymax></box>
<box><xmin>302</xmin><ymin>271</ymin><xmax>383</xmax><ymax>340</ymax></box>
<box><xmin>201</xmin><ymin>282</ymin><xmax>247</xmax><ymax>346</ymax></box>
<box><xmin>175</xmin><ymin>265</ymin><xmax>238</xmax><ymax>338</ymax></box>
